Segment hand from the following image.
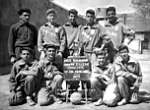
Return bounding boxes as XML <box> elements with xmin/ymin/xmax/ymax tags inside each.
<box><xmin>57</xmin><ymin>52</ymin><xmax>62</xmax><ymax>57</ymax></box>
<box><xmin>93</xmin><ymin>47</ymin><xmax>102</xmax><ymax>53</ymax></box>
<box><xmin>10</xmin><ymin>57</ymin><xmax>16</xmax><ymax>63</ymax></box>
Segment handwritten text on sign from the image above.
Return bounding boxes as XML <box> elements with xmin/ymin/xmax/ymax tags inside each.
<box><xmin>64</xmin><ymin>56</ymin><xmax>91</xmax><ymax>81</ymax></box>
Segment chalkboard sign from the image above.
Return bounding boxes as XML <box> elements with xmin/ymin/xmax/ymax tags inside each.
<box><xmin>64</xmin><ymin>56</ymin><xmax>91</xmax><ymax>81</ymax></box>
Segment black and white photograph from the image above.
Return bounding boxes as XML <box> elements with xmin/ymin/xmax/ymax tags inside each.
<box><xmin>0</xmin><ymin>0</ymin><xmax>150</xmax><ymax>110</ymax></box>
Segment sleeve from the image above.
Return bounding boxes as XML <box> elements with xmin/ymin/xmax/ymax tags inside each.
<box><xmin>8</xmin><ymin>25</ymin><xmax>16</xmax><ymax>57</ymax></box>
<box><xmin>9</xmin><ymin>64</ymin><xmax>18</xmax><ymax>92</ymax></box>
<box><xmin>33</xmin><ymin>26</ymin><xmax>38</xmax><ymax>46</ymax></box>
<box><xmin>133</xmin><ymin>62</ymin><xmax>142</xmax><ymax>87</ymax></box>
<box><xmin>38</xmin><ymin>27</ymin><xmax>44</xmax><ymax>52</ymax></box>
<box><xmin>58</xmin><ymin>27</ymin><xmax>67</xmax><ymax>53</ymax></box>
<box><xmin>52</xmin><ymin>65</ymin><xmax>63</xmax><ymax>76</ymax></box>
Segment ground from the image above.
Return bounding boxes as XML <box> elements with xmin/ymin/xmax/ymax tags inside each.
<box><xmin>0</xmin><ymin>53</ymin><xmax>150</xmax><ymax>110</ymax></box>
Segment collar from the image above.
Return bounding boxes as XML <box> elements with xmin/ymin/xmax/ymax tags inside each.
<box><xmin>105</xmin><ymin>20</ymin><xmax>119</xmax><ymax>27</ymax></box>
<box><xmin>83</xmin><ymin>23</ymin><xmax>98</xmax><ymax>30</ymax></box>
<box><xmin>65</xmin><ymin>22</ymin><xmax>78</xmax><ymax>27</ymax></box>
<box><xmin>45</xmin><ymin>22</ymin><xmax>60</xmax><ymax>27</ymax></box>
<box><xmin>17</xmin><ymin>59</ymin><xmax>32</xmax><ymax>66</ymax></box>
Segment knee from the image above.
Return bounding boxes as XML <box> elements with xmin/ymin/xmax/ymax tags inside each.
<box><xmin>25</xmin><ymin>76</ymin><xmax>35</xmax><ymax>82</ymax></box>
<box><xmin>117</xmin><ymin>77</ymin><xmax>126</xmax><ymax>84</ymax></box>
<box><xmin>37</xmin><ymin>88</ymin><xmax>54</xmax><ymax>106</ymax></box>
<box><xmin>90</xmin><ymin>77</ymin><xmax>98</xmax><ymax>86</ymax></box>
<box><xmin>54</xmin><ymin>75</ymin><xmax>63</xmax><ymax>82</ymax></box>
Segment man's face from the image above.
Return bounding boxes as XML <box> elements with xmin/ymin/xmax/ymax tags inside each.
<box><xmin>20</xmin><ymin>50</ymin><xmax>31</xmax><ymax>62</ymax></box>
<box><xmin>107</xmin><ymin>10</ymin><xmax>116</xmax><ymax>24</ymax></box>
<box><xmin>97</xmin><ymin>54</ymin><xmax>106</xmax><ymax>66</ymax></box>
<box><xmin>19</xmin><ymin>12</ymin><xmax>30</xmax><ymax>23</ymax></box>
<box><xmin>46</xmin><ymin>47</ymin><xmax>56</xmax><ymax>61</ymax></box>
<box><xmin>47</xmin><ymin>13</ymin><xmax>56</xmax><ymax>24</ymax></box>
<box><xmin>119</xmin><ymin>49</ymin><xmax>129</xmax><ymax>62</ymax></box>
<box><xmin>86</xmin><ymin>13</ymin><xmax>95</xmax><ymax>25</ymax></box>
<box><xmin>68</xmin><ymin>13</ymin><xmax>77</xmax><ymax>24</ymax></box>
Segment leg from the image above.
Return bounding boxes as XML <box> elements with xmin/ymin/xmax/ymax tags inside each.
<box><xmin>117</xmin><ymin>76</ymin><xmax>130</xmax><ymax>105</ymax></box>
<box><xmin>9</xmin><ymin>91</ymin><xmax>25</xmax><ymax>106</ymax></box>
<box><xmin>50</xmin><ymin>75</ymin><xmax>63</xmax><ymax>95</ymax></box>
<box><xmin>90</xmin><ymin>77</ymin><xmax>105</xmax><ymax>101</ymax></box>
<box><xmin>24</xmin><ymin>75</ymin><xmax>38</xmax><ymax>105</ymax></box>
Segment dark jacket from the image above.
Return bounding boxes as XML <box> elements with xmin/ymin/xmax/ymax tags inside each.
<box><xmin>8</xmin><ymin>21</ymin><xmax>37</xmax><ymax>57</ymax></box>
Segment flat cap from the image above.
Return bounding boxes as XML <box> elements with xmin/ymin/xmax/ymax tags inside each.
<box><xmin>17</xmin><ymin>8</ymin><xmax>31</xmax><ymax>15</ymax></box>
<box><xmin>43</xmin><ymin>44</ymin><xmax>59</xmax><ymax>49</ymax></box>
<box><xmin>46</xmin><ymin>8</ymin><xmax>56</xmax><ymax>15</ymax></box>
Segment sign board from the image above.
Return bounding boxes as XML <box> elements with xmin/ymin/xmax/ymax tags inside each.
<box><xmin>64</xmin><ymin>56</ymin><xmax>91</xmax><ymax>81</ymax></box>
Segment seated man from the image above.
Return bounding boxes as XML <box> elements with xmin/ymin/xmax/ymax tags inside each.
<box><xmin>9</xmin><ymin>47</ymin><xmax>41</xmax><ymax>106</ymax></box>
<box><xmin>112</xmin><ymin>45</ymin><xmax>142</xmax><ymax>105</ymax></box>
<box><xmin>37</xmin><ymin>44</ymin><xmax>63</xmax><ymax>106</ymax></box>
<box><xmin>90</xmin><ymin>47</ymin><xmax>114</xmax><ymax>104</ymax></box>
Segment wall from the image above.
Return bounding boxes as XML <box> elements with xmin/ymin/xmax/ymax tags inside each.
<box><xmin>0</xmin><ymin>0</ymin><xmax>85</xmax><ymax>66</ymax></box>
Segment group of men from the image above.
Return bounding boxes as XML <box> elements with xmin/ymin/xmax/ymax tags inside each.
<box><xmin>8</xmin><ymin>6</ymin><xmax>142</xmax><ymax>107</ymax></box>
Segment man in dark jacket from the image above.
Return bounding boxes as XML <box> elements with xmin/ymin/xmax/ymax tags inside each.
<box><xmin>8</xmin><ymin>8</ymin><xmax>37</xmax><ymax>63</ymax></box>
<box><xmin>9</xmin><ymin>47</ymin><xmax>41</xmax><ymax>106</ymax></box>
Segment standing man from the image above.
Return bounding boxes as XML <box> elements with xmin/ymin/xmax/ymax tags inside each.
<box><xmin>78</xmin><ymin>9</ymin><xmax>103</xmax><ymax>61</ymax></box>
<box><xmin>8</xmin><ymin>8</ymin><xmax>37</xmax><ymax>63</ymax></box>
<box><xmin>77</xmin><ymin>9</ymin><xmax>106</xmax><ymax>101</ymax></box>
<box><xmin>38</xmin><ymin>8</ymin><xmax>67</xmax><ymax>71</ymax></box>
<box><xmin>63</xmin><ymin>9</ymin><xmax>81</xmax><ymax>91</ymax></box>
<box><xmin>104</xmin><ymin>6</ymin><xmax>135</xmax><ymax>50</ymax></box>
<box><xmin>63</xmin><ymin>9</ymin><xmax>80</xmax><ymax>56</ymax></box>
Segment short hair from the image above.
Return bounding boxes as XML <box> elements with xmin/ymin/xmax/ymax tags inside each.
<box><xmin>106</xmin><ymin>6</ymin><xmax>116</xmax><ymax>14</ymax></box>
<box><xmin>17</xmin><ymin>8</ymin><xmax>31</xmax><ymax>15</ymax></box>
<box><xmin>69</xmin><ymin>9</ymin><xmax>78</xmax><ymax>16</ymax></box>
<box><xmin>86</xmin><ymin>9</ymin><xmax>95</xmax><ymax>16</ymax></box>
<box><xmin>118</xmin><ymin>45</ymin><xmax>129</xmax><ymax>53</ymax></box>
<box><xmin>46</xmin><ymin>8</ymin><xmax>56</xmax><ymax>15</ymax></box>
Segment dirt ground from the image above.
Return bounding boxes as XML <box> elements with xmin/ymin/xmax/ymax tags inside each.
<box><xmin>0</xmin><ymin>53</ymin><xmax>150</xmax><ymax>110</ymax></box>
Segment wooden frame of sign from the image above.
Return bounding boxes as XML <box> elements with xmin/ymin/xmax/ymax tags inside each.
<box><xmin>64</xmin><ymin>56</ymin><xmax>91</xmax><ymax>104</ymax></box>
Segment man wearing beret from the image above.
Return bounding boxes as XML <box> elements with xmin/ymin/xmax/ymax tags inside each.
<box><xmin>38</xmin><ymin>8</ymin><xmax>67</xmax><ymax>72</ymax></box>
<box><xmin>8</xmin><ymin>8</ymin><xmax>38</xmax><ymax>64</ymax></box>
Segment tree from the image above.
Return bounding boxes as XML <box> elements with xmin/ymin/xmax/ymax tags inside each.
<box><xmin>132</xmin><ymin>0</ymin><xmax>150</xmax><ymax>18</ymax></box>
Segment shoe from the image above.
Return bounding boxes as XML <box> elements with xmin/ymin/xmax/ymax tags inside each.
<box><xmin>117</xmin><ymin>99</ymin><xmax>127</xmax><ymax>106</ymax></box>
<box><xmin>53</xmin><ymin>95</ymin><xmax>63</xmax><ymax>104</ymax></box>
<box><xmin>26</xmin><ymin>96</ymin><xmax>36</xmax><ymax>106</ymax></box>
<box><xmin>94</xmin><ymin>98</ymin><xmax>103</xmax><ymax>106</ymax></box>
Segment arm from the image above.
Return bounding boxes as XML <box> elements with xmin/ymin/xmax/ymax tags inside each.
<box><xmin>9</xmin><ymin>64</ymin><xmax>18</xmax><ymax>92</ymax></box>
<box><xmin>37</xmin><ymin>27</ymin><xmax>44</xmax><ymax>52</ymax></box>
<box><xmin>122</xmin><ymin>24</ymin><xmax>135</xmax><ymax>44</ymax></box>
<box><xmin>58</xmin><ymin>27</ymin><xmax>67</xmax><ymax>54</ymax></box>
<box><xmin>33</xmin><ymin>26</ymin><xmax>38</xmax><ymax>46</ymax></box>
<box><xmin>8</xmin><ymin>25</ymin><xmax>16</xmax><ymax>62</ymax></box>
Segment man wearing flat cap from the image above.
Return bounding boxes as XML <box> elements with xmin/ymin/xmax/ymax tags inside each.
<box><xmin>8</xmin><ymin>8</ymin><xmax>38</xmax><ymax>64</ymax></box>
<box><xmin>38</xmin><ymin>8</ymin><xmax>67</xmax><ymax>71</ymax></box>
